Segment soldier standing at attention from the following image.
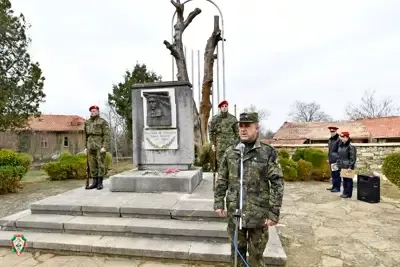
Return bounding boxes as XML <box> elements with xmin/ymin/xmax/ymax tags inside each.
<box><xmin>326</xmin><ymin>126</ymin><xmax>341</xmax><ymax>192</ymax></box>
<box><xmin>85</xmin><ymin>105</ymin><xmax>111</xmax><ymax>190</ymax></box>
<box><xmin>209</xmin><ymin>100</ymin><xmax>239</xmax><ymax>170</ymax></box>
<box><xmin>214</xmin><ymin>112</ymin><xmax>285</xmax><ymax>267</ymax></box>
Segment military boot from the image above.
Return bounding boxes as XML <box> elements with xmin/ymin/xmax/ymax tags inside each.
<box><xmin>97</xmin><ymin>177</ymin><xmax>103</xmax><ymax>190</ymax></box>
<box><xmin>85</xmin><ymin>178</ymin><xmax>98</xmax><ymax>190</ymax></box>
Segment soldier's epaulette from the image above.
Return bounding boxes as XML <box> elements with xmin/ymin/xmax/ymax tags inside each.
<box><xmin>260</xmin><ymin>142</ymin><xmax>279</xmax><ymax>162</ymax></box>
<box><xmin>260</xmin><ymin>141</ymin><xmax>272</xmax><ymax>148</ymax></box>
<box><xmin>260</xmin><ymin>142</ymin><xmax>277</xmax><ymax>153</ymax></box>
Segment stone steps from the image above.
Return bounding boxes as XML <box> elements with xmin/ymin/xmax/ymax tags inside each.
<box><xmin>28</xmin><ymin>187</ymin><xmax>223</xmax><ymax>221</ymax></box>
<box><xmin>0</xmin><ymin>230</ymin><xmax>286</xmax><ymax>265</ymax></box>
<box><xmin>1</xmin><ymin>211</ymin><xmax>228</xmax><ymax>242</ymax></box>
<box><xmin>29</xmin><ymin>201</ymin><xmax>222</xmax><ymax>221</ymax></box>
<box><xmin>0</xmin><ymin>175</ymin><xmax>287</xmax><ymax>265</ymax></box>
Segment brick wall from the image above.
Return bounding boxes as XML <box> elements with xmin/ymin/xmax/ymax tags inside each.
<box><xmin>272</xmin><ymin>143</ymin><xmax>400</xmax><ymax>172</ymax></box>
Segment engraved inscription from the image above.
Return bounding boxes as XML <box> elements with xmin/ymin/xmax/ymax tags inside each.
<box><xmin>144</xmin><ymin>129</ymin><xmax>178</xmax><ymax>150</ymax></box>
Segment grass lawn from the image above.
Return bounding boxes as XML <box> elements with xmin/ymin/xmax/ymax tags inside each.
<box><xmin>22</xmin><ymin>169</ymin><xmax>48</xmax><ymax>183</ymax></box>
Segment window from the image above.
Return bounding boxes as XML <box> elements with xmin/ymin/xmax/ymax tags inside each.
<box><xmin>64</xmin><ymin>136</ymin><xmax>69</xmax><ymax>147</ymax></box>
<box><xmin>40</xmin><ymin>137</ymin><xmax>48</xmax><ymax>148</ymax></box>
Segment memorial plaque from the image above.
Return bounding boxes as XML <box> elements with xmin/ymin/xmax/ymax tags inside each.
<box><xmin>143</xmin><ymin>91</ymin><xmax>172</xmax><ymax>127</ymax></box>
<box><xmin>144</xmin><ymin>129</ymin><xmax>178</xmax><ymax>150</ymax></box>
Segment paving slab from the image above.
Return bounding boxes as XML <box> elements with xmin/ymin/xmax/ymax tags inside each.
<box><xmin>170</xmin><ymin>198</ymin><xmax>219</xmax><ymax>220</ymax></box>
<box><xmin>120</xmin><ymin>193</ymin><xmax>183</xmax><ymax>217</ymax></box>
<box><xmin>63</xmin><ymin>216</ymin><xmax>229</xmax><ymax>239</ymax></box>
<box><xmin>16</xmin><ymin>214</ymin><xmax>74</xmax><ymax>230</ymax></box>
<box><xmin>109</xmin><ymin>167</ymin><xmax>203</xmax><ymax>194</ymax></box>
<box><xmin>0</xmin><ymin>209</ymin><xmax>31</xmax><ymax>229</ymax></box>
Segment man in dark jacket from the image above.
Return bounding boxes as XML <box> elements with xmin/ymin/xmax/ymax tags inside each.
<box><xmin>326</xmin><ymin>126</ymin><xmax>341</xmax><ymax>192</ymax></box>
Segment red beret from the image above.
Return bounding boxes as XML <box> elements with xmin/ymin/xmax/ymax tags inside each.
<box><xmin>218</xmin><ymin>100</ymin><xmax>228</xmax><ymax>108</ymax></box>
<box><xmin>328</xmin><ymin>126</ymin><xmax>338</xmax><ymax>130</ymax></box>
<box><xmin>340</xmin><ymin>132</ymin><xmax>350</xmax><ymax>137</ymax></box>
<box><xmin>89</xmin><ymin>105</ymin><xmax>99</xmax><ymax>111</ymax></box>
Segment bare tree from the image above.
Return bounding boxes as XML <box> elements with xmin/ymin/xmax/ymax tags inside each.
<box><xmin>263</xmin><ymin>129</ymin><xmax>276</xmax><ymax>139</ymax></box>
<box><xmin>289</xmin><ymin>101</ymin><xmax>332</xmax><ymax>122</ymax></box>
<box><xmin>243</xmin><ymin>104</ymin><xmax>270</xmax><ymax>122</ymax></box>
<box><xmin>346</xmin><ymin>89</ymin><xmax>400</xmax><ymax>120</ymax></box>
<box><xmin>163</xmin><ymin>0</ymin><xmax>204</xmax><ymax>151</ymax></box>
<box><xmin>163</xmin><ymin>0</ymin><xmax>201</xmax><ymax>81</ymax></box>
<box><xmin>199</xmin><ymin>16</ymin><xmax>222</xmax><ymax>142</ymax></box>
<box><xmin>101</xmin><ymin>102</ymin><xmax>129</xmax><ymax>156</ymax></box>
<box><xmin>243</xmin><ymin>105</ymin><xmax>271</xmax><ymax>137</ymax></box>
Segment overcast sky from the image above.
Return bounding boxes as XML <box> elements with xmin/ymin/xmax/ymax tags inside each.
<box><xmin>11</xmin><ymin>0</ymin><xmax>400</xmax><ymax>131</ymax></box>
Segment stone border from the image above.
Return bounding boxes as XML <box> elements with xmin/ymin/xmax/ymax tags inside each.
<box><xmin>272</xmin><ymin>142</ymin><xmax>400</xmax><ymax>148</ymax></box>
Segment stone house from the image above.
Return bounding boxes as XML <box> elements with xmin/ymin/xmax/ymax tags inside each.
<box><xmin>269</xmin><ymin>116</ymin><xmax>400</xmax><ymax>144</ymax></box>
<box><xmin>0</xmin><ymin>115</ymin><xmax>85</xmax><ymax>161</ymax></box>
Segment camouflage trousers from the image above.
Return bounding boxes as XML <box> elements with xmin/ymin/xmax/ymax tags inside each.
<box><xmin>215</xmin><ymin>149</ymin><xmax>227</xmax><ymax>172</ymax></box>
<box><xmin>88</xmin><ymin>149</ymin><xmax>106</xmax><ymax>177</ymax></box>
<box><xmin>227</xmin><ymin>220</ymin><xmax>269</xmax><ymax>267</ymax></box>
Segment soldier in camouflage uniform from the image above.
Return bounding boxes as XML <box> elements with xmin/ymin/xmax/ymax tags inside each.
<box><xmin>84</xmin><ymin>105</ymin><xmax>111</xmax><ymax>190</ymax></box>
<box><xmin>209</xmin><ymin>100</ymin><xmax>239</xmax><ymax>171</ymax></box>
<box><xmin>214</xmin><ymin>112</ymin><xmax>284</xmax><ymax>267</ymax></box>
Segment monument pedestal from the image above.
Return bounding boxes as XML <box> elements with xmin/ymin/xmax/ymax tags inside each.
<box><xmin>109</xmin><ymin>167</ymin><xmax>202</xmax><ymax>194</ymax></box>
<box><xmin>110</xmin><ymin>81</ymin><xmax>202</xmax><ymax>193</ymax></box>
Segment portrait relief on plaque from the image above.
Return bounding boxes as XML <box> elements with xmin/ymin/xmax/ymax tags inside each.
<box><xmin>142</xmin><ymin>90</ymin><xmax>175</xmax><ymax>128</ymax></box>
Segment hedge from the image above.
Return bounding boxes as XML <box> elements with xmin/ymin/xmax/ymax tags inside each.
<box><xmin>192</xmin><ymin>145</ymin><xmax>331</xmax><ymax>182</ymax></box>
<box><xmin>297</xmin><ymin>159</ymin><xmax>313</xmax><ymax>181</ymax></box>
<box><xmin>278</xmin><ymin>147</ymin><xmax>330</xmax><ymax>182</ymax></box>
<box><xmin>194</xmin><ymin>143</ymin><xmax>213</xmax><ymax>172</ymax></box>
<box><xmin>0</xmin><ymin>149</ymin><xmax>33</xmax><ymax>194</ymax></box>
<box><xmin>382</xmin><ymin>152</ymin><xmax>400</xmax><ymax>187</ymax></box>
<box><xmin>43</xmin><ymin>152</ymin><xmax>112</xmax><ymax>181</ymax></box>
<box><xmin>278</xmin><ymin>149</ymin><xmax>290</xmax><ymax>159</ymax></box>
<box><xmin>280</xmin><ymin>157</ymin><xmax>298</xmax><ymax>181</ymax></box>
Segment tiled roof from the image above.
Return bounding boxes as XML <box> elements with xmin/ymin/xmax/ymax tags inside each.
<box><xmin>26</xmin><ymin>115</ymin><xmax>85</xmax><ymax>132</ymax></box>
<box><xmin>262</xmin><ymin>138</ymin><xmax>306</xmax><ymax>145</ymax></box>
<box><xmin>273</xmin><ymin>121</ymin><xmax>370</xmax><ymax>141</ymax></box>
<box><xmin>360</xmin><ymin>116</ymin><xmax>400</xmax><ymax>138</ymax></box>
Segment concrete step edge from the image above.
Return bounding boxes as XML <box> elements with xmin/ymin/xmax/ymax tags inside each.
<box><xmin>29</xmin><ymin>202</ymin><xmax>221</xmax><ymax>220</ymax></box>
<box><xmin>1</xmin><ymin>211</ymin><xmax>228</xmax><ymax>240</ymax></box>
<box><xmin>0</xmin><ymin>230</ymin><xmax>287</xmax><ymax>265</ymax></box>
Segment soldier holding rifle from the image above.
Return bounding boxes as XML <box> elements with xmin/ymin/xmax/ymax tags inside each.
<box><xmin>84</xmin><ymin>105</ymin><xmax>110</xmax><ymax>190</ymax></box>
<box><xmin>209</xmin><ymin>100</ymin><xmax>239</xmax><ymax>173</ymax></box>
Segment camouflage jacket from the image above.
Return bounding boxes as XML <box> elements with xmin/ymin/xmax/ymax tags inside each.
<box><xmin>84</xmin><ymin>116</ymin><xmax>111</xmax><ymax>151</ymax></box>
<box><xmin>214</xmin><ymin>138</ymin><xmax>284</xmax><ymax>228</ymax></box>
<box><xmin>209</xmin><ymin>112</ymin><xmax>239</xmax><ymax>151</ymax></box>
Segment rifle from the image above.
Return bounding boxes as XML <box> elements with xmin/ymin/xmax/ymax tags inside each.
<box><xmin>212</xmin><ymin>137</ymin><xmax>217</xmax><ymax>191</ymax></box>
<box><xmin>85</xmin><ymin>152</ymin><xmax>91</xmax><ymax>189</ymax></box>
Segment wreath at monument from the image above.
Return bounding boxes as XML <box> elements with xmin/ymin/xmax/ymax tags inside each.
<box><xmin>146</xmin><ymin>136</ymin><xmax>176</xmax><ymax>149</ymax></box>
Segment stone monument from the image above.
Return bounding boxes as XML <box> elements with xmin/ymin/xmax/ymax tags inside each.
<box><xmin>109</xmin><ymin>81</ymin><xmax>203</xmax><ymax>193</ymax></box>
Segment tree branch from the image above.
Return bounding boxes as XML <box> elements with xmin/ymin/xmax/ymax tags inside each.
<box><xmin>183</xmin><ymin>8</ymin><xmax>202</xmax><ymax>31</ymax></box>
<box><xmin>345</xmin><ymin>89</ymin><xmax>400</xmax><ymax>120</ymax></box>
<box><xmin>163</xmin><ymin>40</ymin><xmax>180</xmax><ymax>59</ymax></box>
<box><xmin>170</xmin><ymin>0</ymin><xmax>181</xmax><ymax>9</ymax></box>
